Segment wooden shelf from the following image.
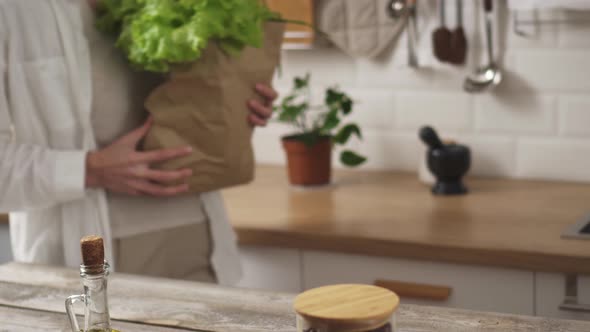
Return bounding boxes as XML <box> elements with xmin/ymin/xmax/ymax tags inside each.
<box><xmin>266</xmin><ymin>0</ymin><xmax>315</xmax><ymax>48</ymax></box>
<box><xmin>0</xmin><ymin>215</ymin><xmax>7</xmax><ymax>225</ymax></box>
<box><xmin>226</xmin><ymin>166</ymin><xmax>590</xmax><ymax>275</ymax></box>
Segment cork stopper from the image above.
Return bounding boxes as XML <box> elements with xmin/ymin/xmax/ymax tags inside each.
<box><xmin>80</xmin><ymin>235</ymin><xmax>104</xmax><ymax>267</ymax></box>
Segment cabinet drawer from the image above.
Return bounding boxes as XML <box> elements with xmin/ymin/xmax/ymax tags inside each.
<box><xmin>236</xmin><ymin>246</ymin><xmax>302</xmax><ymax>293</ymax></box>
<box><xmin>536</xmin><ymin>273</ymin><xmax>590</xmax><ymax>321</ymax></box>
<box><xmin>303</xmin><ymin>251</ymin><xmax>534</xmax><ymax>315</ymax></box>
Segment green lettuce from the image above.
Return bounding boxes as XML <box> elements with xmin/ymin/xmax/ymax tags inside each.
<box><xmin>96</xmin><ymin>0</ymin><xmax>279</xmax><ymax>72</ymax></box>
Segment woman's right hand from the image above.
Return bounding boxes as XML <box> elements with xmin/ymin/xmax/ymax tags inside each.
<box><xmin>85</xmin><ymin>117</ymin><xmax>193</xmax><ymax>196</ymax></box>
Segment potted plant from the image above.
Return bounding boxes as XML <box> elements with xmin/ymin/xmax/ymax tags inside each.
<box><xmin>275</xmin><ymin>74</ymin><xmax>367</xmax><ymax>186</ymax></box>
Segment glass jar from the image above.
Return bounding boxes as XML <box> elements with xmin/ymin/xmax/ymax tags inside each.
<box><xmin>294</xmin><ymin>284</ymin><xmax>399</xmax><ymax>332</ymax></box>
<box><xmin>65</xmin><ymin>261</ymin><xmax>113</xmax><ymax>332</ymax></box>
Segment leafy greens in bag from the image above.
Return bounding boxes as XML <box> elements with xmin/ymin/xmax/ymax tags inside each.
<box><xmin>95</xmin><ymin>0</ymin><xmax>286</xmax><ymax>194</ymax></box>
<box><xmin>96</xmin><ymin>0</ymin><xmax>279</xmax><ymax>72</ymax></box>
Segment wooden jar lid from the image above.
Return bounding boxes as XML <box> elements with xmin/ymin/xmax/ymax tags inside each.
<box><xmin>294</xmin><ymin>284</ymin><xmax>399</xmax><ymax>331</ymax></box>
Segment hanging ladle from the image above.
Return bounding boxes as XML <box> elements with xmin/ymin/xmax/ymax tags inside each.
<box><xmin>464</xmin><ymin>0</ymin><xmax>502</xmax><ymax>93</ymax></box>
<box><xmin>387</xmin><ymin>0</ymin><xmax>408</xmax><ymax>19</ymax></box>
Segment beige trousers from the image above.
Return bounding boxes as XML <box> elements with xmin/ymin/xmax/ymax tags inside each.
<box><xmin>114</xmin><ymin>222</ymin><xmax>217</xmax><ymax>283</ymax></box>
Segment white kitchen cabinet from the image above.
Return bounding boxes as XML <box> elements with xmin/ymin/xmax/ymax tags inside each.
<box><xmin>303</xmin><ymin>251</ymin><xmax>535</xmax><ymax>316</ymax></box>
<box><xmin>0</xmin><ymin>224</ymin><xmax>11</xmax><ymax>264</ymax></box>
<box><xmin>236</xmin><ymin>246</ymin><xmax>302</xmax><ymax>293</ymax></box>
<box><xmin>535</xmin><ymin>273</ymin><xmax>590</xmax><ymax>321</ymax></box>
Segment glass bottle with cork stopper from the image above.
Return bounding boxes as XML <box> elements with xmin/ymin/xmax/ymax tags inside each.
<box><xmin>294</xmin><ymin>284</ymin><xmax>400</xmax><ymax>332</ymax></box>
<box><xmin>65</xmin><ymin>235</ymin><xmax>118</xmax><ymax>332</ymax></box>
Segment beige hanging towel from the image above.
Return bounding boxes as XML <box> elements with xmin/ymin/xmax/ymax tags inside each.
<box><xmin>317</xmin><ymin>0</ymin><xmax>407</xmax><ymax>58</ymax></box>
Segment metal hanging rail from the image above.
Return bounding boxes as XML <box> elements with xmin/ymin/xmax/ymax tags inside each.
<box><xmin>513</xmin><ymin>11</ymin><xmax>590</xmax><ymax>36</ymax></box>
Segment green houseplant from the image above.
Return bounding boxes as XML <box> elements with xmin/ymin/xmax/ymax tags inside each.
<box><xmin>275</xmin><ymin>74</ymin><xmax>367</xmax><ymax>186</ymax></box>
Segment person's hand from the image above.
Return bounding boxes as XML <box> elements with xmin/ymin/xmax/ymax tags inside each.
<box><xmin>85</xmin><ymin>118</ymin><xmax>193</xmax><ymax>196</ymax></box>
<box><xmin>247</xmin><ymin>84</ymin><xmax>278</xmax><ymax>127</ymax></box>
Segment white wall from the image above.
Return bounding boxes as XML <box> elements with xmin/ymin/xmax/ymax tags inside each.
<box><xmin>255</xmin><ymin>2</ymin><xmax>590</xmax><ymax>183</ymax></box>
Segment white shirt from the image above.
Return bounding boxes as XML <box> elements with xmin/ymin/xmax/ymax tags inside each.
<box><xmin>0</xmin><ymin>0</ymin><xmax>241</xmax><ymax>285</ymax></box>
<box><xmin>80</xmin><ymin>4</ymin><xmax>207</xmax><ymax>239</ymax></box>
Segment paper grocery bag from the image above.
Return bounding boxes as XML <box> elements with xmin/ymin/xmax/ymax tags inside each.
<box><xmin>143</xmin><ymin>22</ymin><xmax>285</xmax><ymax>194</ymax></box>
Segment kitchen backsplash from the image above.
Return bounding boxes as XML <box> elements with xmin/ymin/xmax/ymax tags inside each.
<box><xmin>254</xmin><ymin>2</ymin><xmax>590</xmax><ymax>183</ymax></box>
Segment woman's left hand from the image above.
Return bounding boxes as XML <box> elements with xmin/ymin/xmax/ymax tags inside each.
<box><xmin>247</xmin><ymin>84</ymin><xmax>278</xmax><ymax>127</ymax></box>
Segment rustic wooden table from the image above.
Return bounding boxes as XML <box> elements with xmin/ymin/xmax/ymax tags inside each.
<box><xmin>0</xmin><ymin>263</ymin><xmax>589</xmax><ymax>331</ymax></box>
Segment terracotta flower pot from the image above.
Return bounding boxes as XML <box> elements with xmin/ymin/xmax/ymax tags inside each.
<box><xmin>282</xmin><ymin>136</ymin><xmax>332</xmax><ymax>186</ymax></box>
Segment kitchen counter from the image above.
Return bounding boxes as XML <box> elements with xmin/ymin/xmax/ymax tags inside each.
<box><xmin>226</xmin><ymin>166</ymin><xmax>590</xmax><ymax>275</ymax></box>
<box><xmin>1</xmin><ymin>262</ymin><xmax>589</xmax><ymax>332</ymax></box>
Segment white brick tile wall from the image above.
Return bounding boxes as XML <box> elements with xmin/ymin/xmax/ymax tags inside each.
<box><xmin>396</xmin><ymin>92</ymin><xmax>473</xmax><ymax>132</ymax></box>
<box><xmin>356</xmin><ymin>59</ymin><xmax>435</xmax><ymax>89</ymax></box>
<box><xmin>349</xmin><ymin>132</ymin><xmax>399</xmax><ymax>170</ymax></box>
<box><xmin>431</xmin><ymin>66</ymin><xmax>476</xmax><ymax>91</ymax></box>
<box><xmin>259</xmin><ymin>7</ymin><xmax>590</xmax><ymax>183</ymax></box>
<box><xmin>558</xmin><ymin>11</ymin><xmax>590</xmax><ymax>48</ymax></box>
<box><xmin>456</xmin><ymin>135</ymin><xmax>517</xmax><ymax>178</ymax></box>
<box><xmin>252</xmin><ymin>123</ymin><xmax>292</xmax><ymax>165</ymax></box>
<box><xmin>559</xmin><ymin>95</ymin><xmax>590</xmax><ymax>137</ymax></box>
<box><xmin>346</xmin><ymin>89</ymin><xmax>396</xmax><ymax>131</ymax></box>
<box><xmin>353</xmin><ymin>132</ymin><xmax>422</xmax><ymax>171</ymax></box>
<box><xmin>517</xmin><ymin>138</ymin><xmax>590</xmax><ymax>182</ymax></box>
<box><xmin>513</xmin><ymin>51</ymin><xmax>590</xmax><ymax>92</ymax></box>
<box><xmin>508</xmin><ymin>11</ymin><xmax>561</xmax><ymax>49</ymax></box>
<box><xmin>275</xmin><ymin>49</ymin><xmax>357</xmax><ymax>87</ymax></box>
<box><xmin>475</xmin><ymin>94</ymin><xmax>557</xmax><ymax>135</ymax></box>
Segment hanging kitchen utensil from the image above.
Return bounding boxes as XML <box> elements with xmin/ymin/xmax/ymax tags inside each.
<box><xmin>387</xmin><ymin>0</ymin><xmax>408</xmax><ymax>19</ymax></box>
<box><xmin>407</xmin><ymin>0</ymin><xmax>419</xmax><ymax>67</ymax></box>
<box><xmin>464</xmin><ymin>0</ymin><xmax>502</xmax><ymax>93</ymax></box>
<box><xmin>450</xmin><ymin>0</ymin><xmax>467</xmax><ymax>65</ymax></box>
<box><xmin>432</xmin><ymin>0</ymin><xmax>452</xmax><ymax>62</ymax></box>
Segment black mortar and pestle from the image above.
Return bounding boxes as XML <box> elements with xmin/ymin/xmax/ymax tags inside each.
<box><xmin>419</xmin><ymin>126</ymin><xmax>471</xmax><ymax>195</ymax></box>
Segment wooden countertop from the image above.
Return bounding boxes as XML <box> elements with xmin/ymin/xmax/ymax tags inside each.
<box><xmin>1</xmin><ymin>263</ymin><xmax>589</xmax><ymax>332</ymax></box>
<box><xmin>0</xmin><ymin>214</ymin><xmax>7</xmax><ymax>224</ymax></box>
<box><xmin>226</xmin><ymin>166</ymin><xmax>590</xmax><ymax>275</ymax></box>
